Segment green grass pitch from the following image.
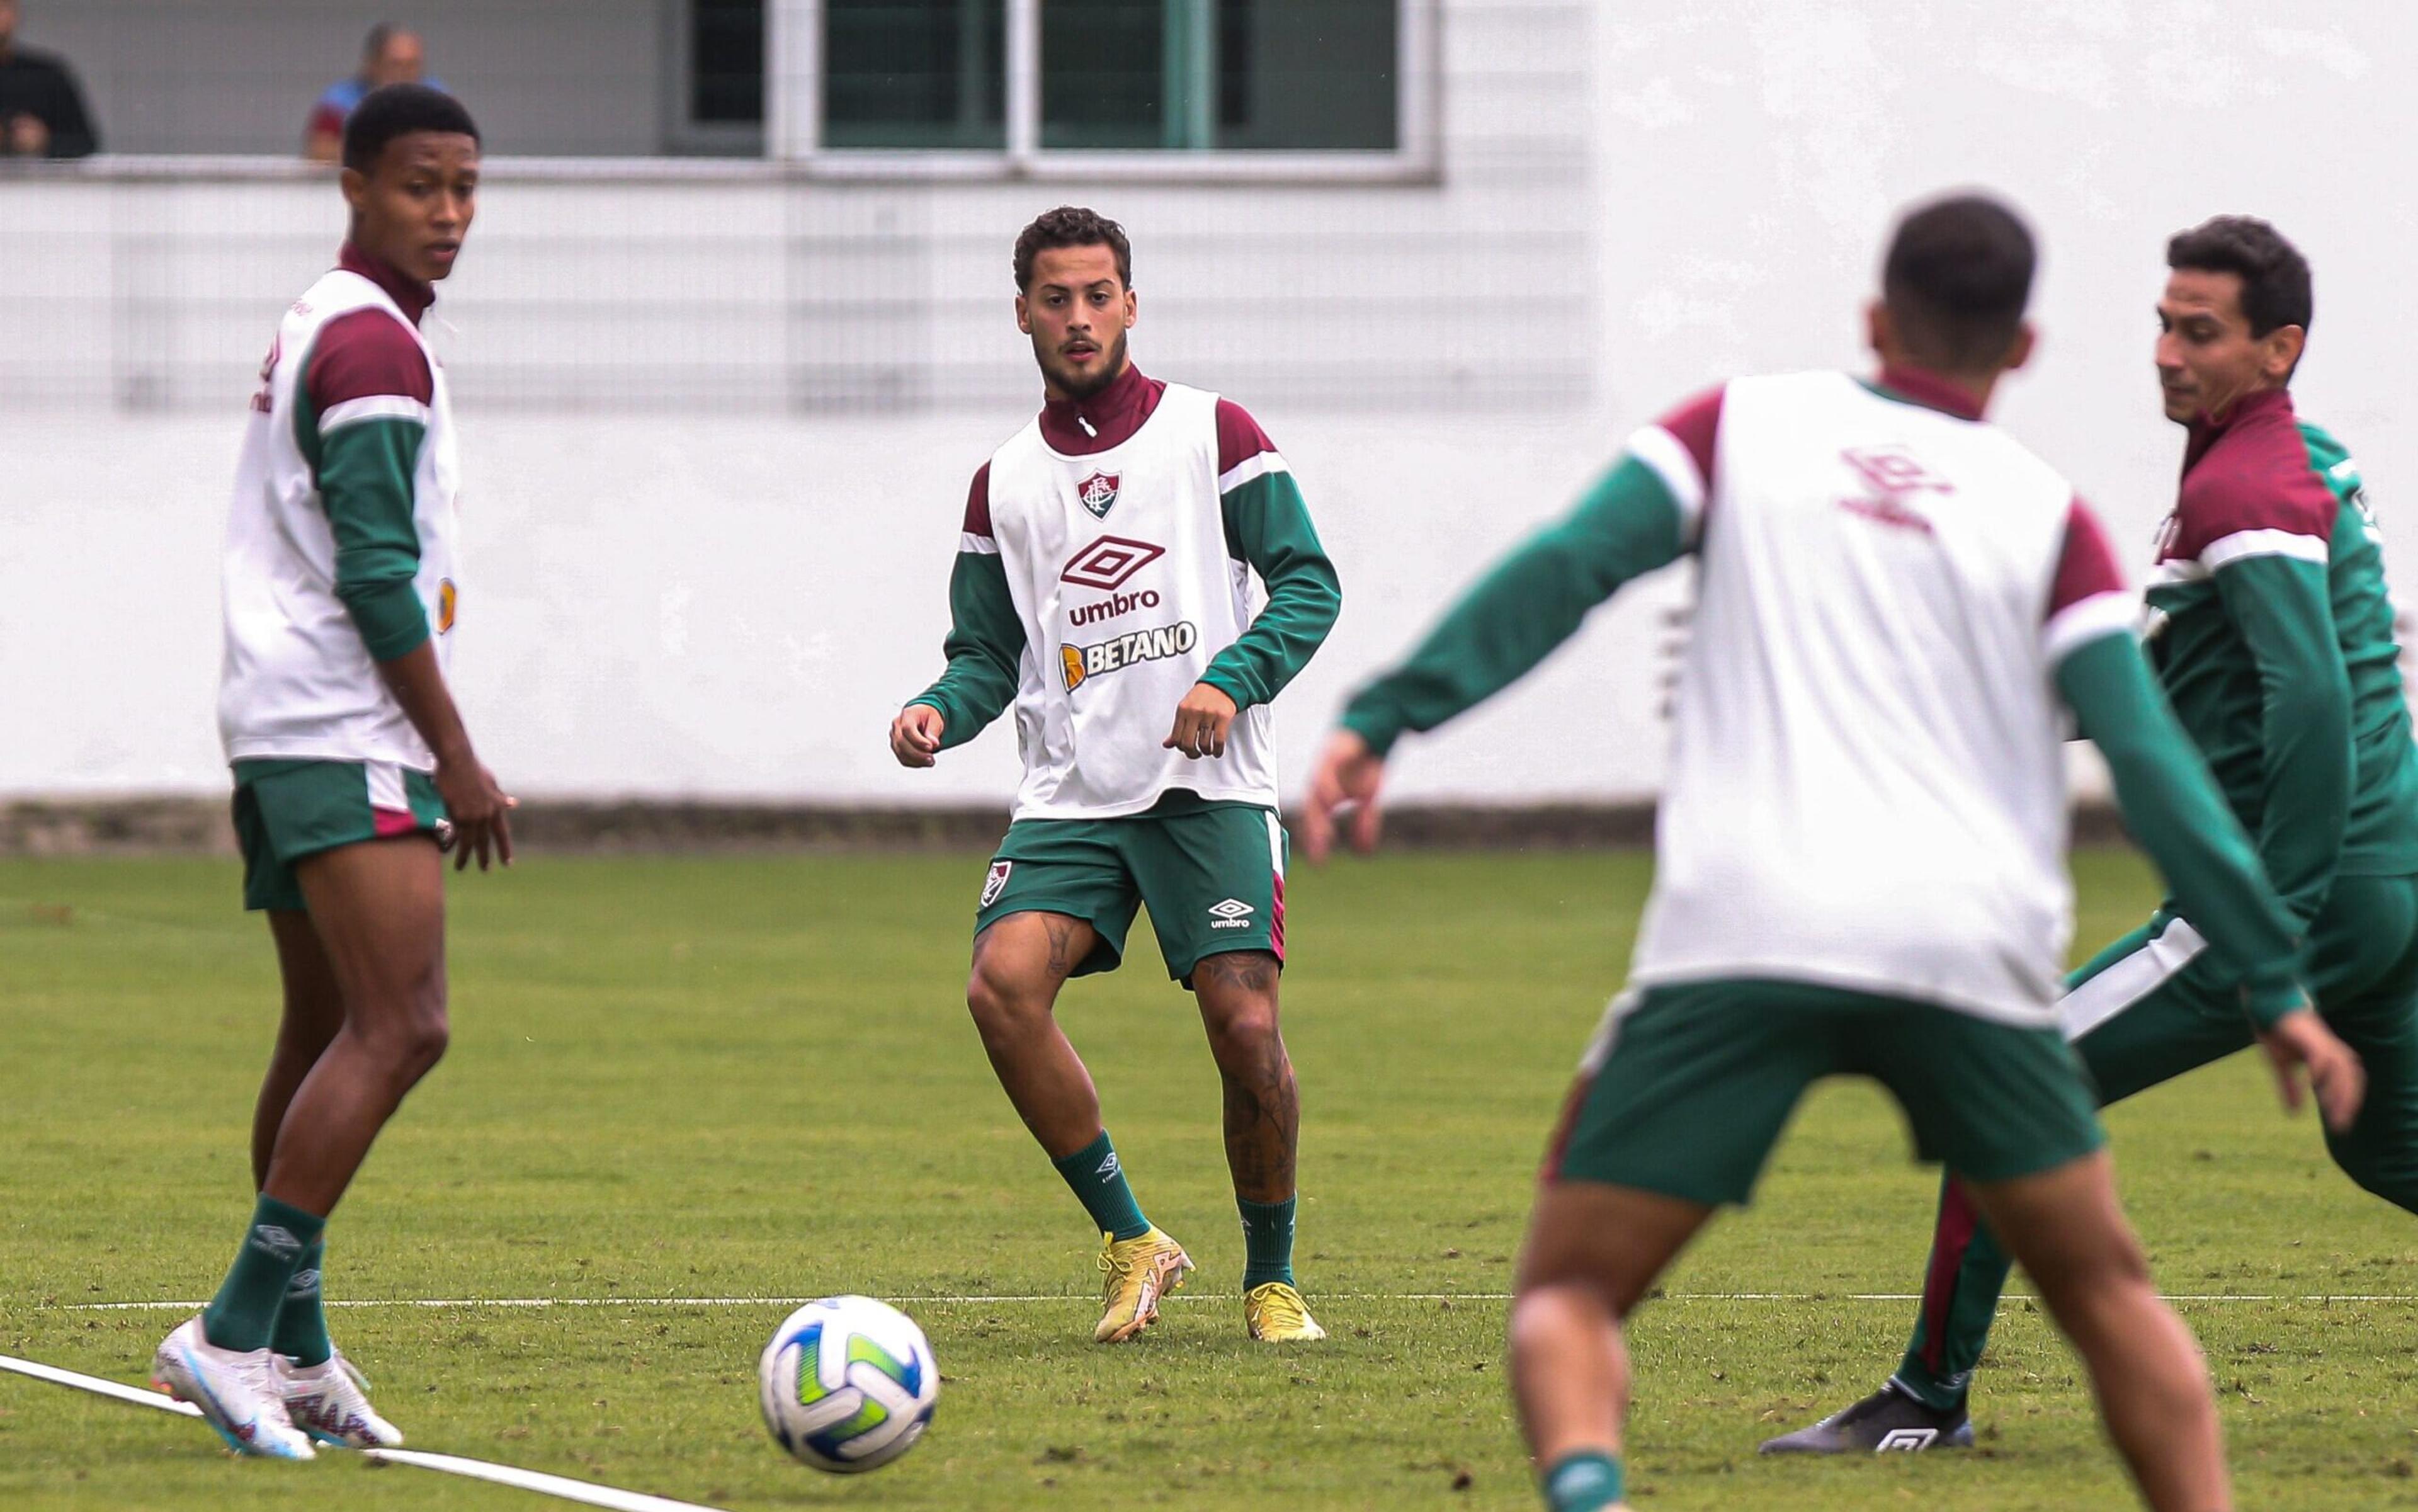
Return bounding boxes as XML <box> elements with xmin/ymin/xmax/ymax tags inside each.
<box><xmin>2</xmin><ymin>850</ymin><xmax>2414</xmax><ymax>1510</ymax></box>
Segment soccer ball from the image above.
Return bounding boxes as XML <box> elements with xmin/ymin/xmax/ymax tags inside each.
<box><xmin>756</xmin><ymin>1295</ymin><xmax>938</xmax><ymax>1473</ymax></box>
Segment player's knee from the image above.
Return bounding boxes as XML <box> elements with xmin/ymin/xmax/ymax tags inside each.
<box><xmin>1509</xmin><ymin>1278</ymin><xmax>1625</xmax><ymax>1351</ymax></box>
<box><xmin>1203</xmin><ymin>1000</ymin><xmax>1283</xmax><ymax>1073</ymax></box>
<box><xmin>391</xmin><ymin>1006</ymin><xmax>450</xmax><ymax>1081</ymax></box>
<box><xmin>357</xmin><ymin>990</ymin><xmax>449</xmax><ymax>1083</ymax></box>
<box><xmin>965</xmin><ymin>962</ymin><xmax>1048</xmax><ymax>1038</ymax></box>
<box><xmin>2029</xmin><ymin>1227</ymin><xmax>2152</xmax><ymax>1332</ymax></box>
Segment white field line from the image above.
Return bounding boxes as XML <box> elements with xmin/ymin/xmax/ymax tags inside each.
<box><xmin>41</xmin><ymin>1291</ymin><xmax>2418</xmax><ymax>1312</ymax></box>
<box><xmin>0</xmin><ymin>1353</ymin><xmax>729</xmax><ymax>1512</ymax></box>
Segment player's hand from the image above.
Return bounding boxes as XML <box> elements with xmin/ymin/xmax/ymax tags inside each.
<box><xmin>1164</xmin><ymin>683</ymin><xmax>1237</xmax><ymax>761</ymax></box>
<box><xmin>2258</xmin><ymin>1006</ymin><xmax>2364</xmax><ymax>1133</ymax></box>
<box><xmin>1302</xmin><ymin>728</ymin><xmax>1386</xmax><ymax>863</ymax></box>
<box><xmin>891</xmin><ymin>704</ymin><xmax>946</xmax><ymax>768</ymax></box>
<box><xmin>434</xmin><ymin>755</ymin><xmax>516</xmax><ymax>873</ymax></box>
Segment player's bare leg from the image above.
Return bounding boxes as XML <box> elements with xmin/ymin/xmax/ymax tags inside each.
<box><xmin>1191</xmin><ymin>950</ymin><xmax>1319</xmax><ymax>1339</ymax></box>
<box><xmin>259</xmin><ymin>836</ymin><xmax>450</xmax><ymax>1216</ymax></box>
<box><xmin>245</xmin><ymin>909</ymin><xmax>406</xmax><ymax>1446</ymax></box>
<box><xmin>253</xmin><ymin>912</ymin><xmax>346</xmax><ymax>1188</ymax></box>
<box><xmin>965</xmin><ymin>911</ymin><xmax>1102</xmax><ymax>1156</ymax></box>
<box><xmin>1968</xmin><ymin>1151</ymin><xmax>2229</xmax><ymax>1512</ymax></box>
<box><xmin>1509</xmin><ymin>1180</ymin><xmax>1713</xmax><ymax>1511</ymax></box>
<box><xmin>1193</xmin><ymin>951</ymin><xmax>1296</xmax><ymax>1202</ymax></box>
<box><xmin>966</xmin><ymin>911</ymin><xmax>1188</xmax><ymax>1341</ymax></box>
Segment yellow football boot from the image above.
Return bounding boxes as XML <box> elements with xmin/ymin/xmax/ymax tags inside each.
<box><xmin>1244</xmin><ymin>1280</ymin><xmax>1327</xmax><ymax>1343</ymax></box>
<box><xmin>1094</xmin><ymin>1227</ymin><xmax>1191</xmax><ymax>1343</ymax></box>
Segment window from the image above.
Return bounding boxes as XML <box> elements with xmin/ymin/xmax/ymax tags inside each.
<box><xmin>793</xmin><ymin>0</ymin><xmax>1429</xmax><ymax>177</ymax></box>
<box><xmin>693</xmin><ymin>0</ymin><xmax>768</xmax><ymax>125</ymax></box>
<box><xmin>824</xmin><ymin>0</ymin><xmax>1006</xmax><ymax>149</ymax></box>
<box><xmin>670</xmin><ymin>0</ymin><xmax>768</xmax><ymax>154</ymax></box>
<box><xmin>1040</xmin><ymin>0</ymin><xmax>1397</xmax><ymax>151</ymax></box>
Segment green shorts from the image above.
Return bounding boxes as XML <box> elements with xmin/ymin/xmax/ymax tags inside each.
<box><xmin>1547</xmin><ymin>977</ymin><xmax>2105</xmax><ymax>1206</ymax></box>
<box><xmin>975</xmin><ymin>804</ymin><xmax>1287</xmax><ymax>986</ymax></box>
<box><xmin>230</xmin><ymin>759</ymin><xmax>447</xmax><ymax>912</ymax></box>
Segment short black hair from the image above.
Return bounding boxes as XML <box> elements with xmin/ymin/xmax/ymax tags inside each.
<box><xmin>1881</xmin><ymin>193</ymin><xmax>2037</xmax><ymax>371</ymax></box>
<box><xmin>1014</xmin><ymin>206</ymin><xmax>1132</xmax><ymax>292</ymax></box>
<box><xmin>2167</xmin><ymin>215</ymin><xmax>2312</xmax><ymax>338</ymax></box>
<box><xmin>362</xmin><ymin>21</ymin><xmax>398</xmax><ymax>62</ymax></box>
<box><xmin>342</xmin><ymin>83</ymin><xmax>479</xmax><ymax>174</ymax></box>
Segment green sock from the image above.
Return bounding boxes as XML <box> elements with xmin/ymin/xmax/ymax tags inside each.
<box><xmin>201</xmin><ymin>1195</ymin><xmax>325</xmax><ymax>1353</ymax></box>
<box><xmin>1051</xmin><ymin>1131</ymin><xmax>1150</xmax><ymax>1242</ymax></box>
<box><xmin>1237</xmin><ymin>1195</ymin><xmax>1297</xmax><ymax>1289</ymax></box>
<box><xmin>1541</xmin><ymin>1450</ymin><xmax>1623</xmax><ymax>1511</ymax></box>
<box><xmin>270</xmin><ymin>1236</ymin><xmax>332</xmax><ymax>1367</ymax></box>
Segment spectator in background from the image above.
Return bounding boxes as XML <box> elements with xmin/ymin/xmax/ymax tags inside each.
<box><xmin>0</xmin><ymin>0</ymin><xmax>99</xmax><ymax>159</ymax></box>
<box><xmin>304</xmin><ymin>23</ymin><xmax>443</xmax><ymax>162</ymax></box>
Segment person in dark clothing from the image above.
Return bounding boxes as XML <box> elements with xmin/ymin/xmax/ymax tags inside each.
<box><xmin>0</xmin><ymin>0</ymin><xmax>98</xmax><ymax>159</ymax></box>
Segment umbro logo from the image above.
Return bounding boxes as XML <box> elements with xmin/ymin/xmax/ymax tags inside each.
<box><xmin>1096</xmin><ymin>1150</ymin><xmax>1121</xmax><ymax>1179</ymax></box>
<box><xmin>1062</xmin><ymin>535</ymin><xmax>1163</xmax><ymax>591</ymax></box>
<box><xmin>286</xmin><ymin>1268</ymin><xmax>322</xmax><ymax>1295</ymax></box>
<box><xmin>1875</xmin><ymin>1428</ymin><xmax>1939</xmax><ymax>1452</ymax></box>
<box><xmin>1208</xmin><ymin>899</ymin><xmax>1254</xmax><ymax>930</ymax></box>
<box><xmin>250</xmin><ymin>1224</ymin><xmax>304</xmax><ymax>1258</ymax></box>
<box><xmin>1546</xmin><ymin>1462</ymin><xmax>1613</xmax><ymax>1499</ymax></box>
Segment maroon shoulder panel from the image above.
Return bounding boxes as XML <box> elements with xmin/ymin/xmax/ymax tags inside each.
<box><xmin>2048</xmin><ymin>496</ymin><xmax>2128</xmax><ymax>618</ymax></box>
<box><xmin>1651</xmin><ymin>384</ymin><xmax>1725</xmax><ymax>491</ymax></box>
<box><xmin>962</xmin><ymin>462</ymin><xmax>994</xmax><ymax>537</ymax></box>
<box><xmin>2167</xmin><ymin>407</ymin><xmax>2336</xmax><ymax>562</ymax></box>
<box><xmin>1215</xmin><ymin>397</ymin><xmax>1278</xmax><ymax>475</ymax></box>
<box><xmin>304</xmin><ymin>308</ymin><xmax>434</xmax><ymax>414</ymax></box>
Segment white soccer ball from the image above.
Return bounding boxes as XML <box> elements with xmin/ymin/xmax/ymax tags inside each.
<box><xmin>756</xmin><ymin>1295</ymin><xmax>939</xmax><ymax>1473</ymax></box>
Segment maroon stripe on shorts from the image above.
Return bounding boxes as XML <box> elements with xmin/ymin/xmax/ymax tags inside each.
<box><xmin>1538</xmin><ymin>1072</ymin><xmax>1598</xmax><ymax>1183</ymax></box>
<box><xmin>1269</xmin><ymin>870</ymin><xmax>1286</xmax><ymax>961</ymax></box>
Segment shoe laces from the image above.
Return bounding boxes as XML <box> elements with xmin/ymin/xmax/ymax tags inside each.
<box><xmin>1096</xmin><ymin>1245</ymin><xmax>1135</xmax><ymax>1301</ymax></box>
<box><xmin>227</xmin><ymin>1350</ymin><xmax>291</xmax><ymax>1415</ymax></box>
<box><xmin>1249</xmin><ymin>1283</ymin><xmax>1309</xmax><ymax>1331</ymax></box>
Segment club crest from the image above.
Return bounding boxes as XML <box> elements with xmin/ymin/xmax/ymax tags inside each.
<box><xmin>1077</xmin><ymin>472</ymin><xmax>1121</xmax><ymax>520</ymax></box>
<box><xmin>981</xmin><ymin>860</ymin><xmax>1013</xmax><ymax>908</ymax></box>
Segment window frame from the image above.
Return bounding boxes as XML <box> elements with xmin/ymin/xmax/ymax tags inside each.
<box><xmin>773</xmin><ymin>0</ymin><xmax>1438</xmax><ymax>183</ymax></box>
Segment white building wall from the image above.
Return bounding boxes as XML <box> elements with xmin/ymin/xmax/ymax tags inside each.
<box><xmin>4</xmin><ymin>1</ymin><xmax>2412</xmax><ymax>805</ymax></box>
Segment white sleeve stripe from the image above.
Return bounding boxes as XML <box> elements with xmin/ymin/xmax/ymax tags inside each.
<box><xmin>2199</xmin><ymin>528</ymin><xmax>2329</xmax><ymax>569</ymax></box>
<box><xmin>958</xmin><ymin>532</ymin><xmax>999</xmax><ymax>555</ymax></box>
<box><xmin>319</xmin><ymin>395</ymin><xmax>431</xmax><ymax>433</ymax></box>
<box><xmin>1624</xmin><ymin>425</ymin><xmax>1706</xmax><ymax>538</ymax></box>
<box><xmin>1217</xmin><ymin>450</ymin><xmax>1291</xmax><ymax>493</ymax></box>
<box><xmin>2043</xmin><ymin>590</ymin><xmax>2139</xmax><ymax>663</ymax></box>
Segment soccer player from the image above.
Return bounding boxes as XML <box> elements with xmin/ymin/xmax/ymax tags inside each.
<box><xmin>150</xmin><ymin>83</ymin><xmax>513</xmax><ymax>1459</ymax></box>
<box><xmin>1301</xmin><ymin>195</ymin><xmax>2363</xmax><ymax>1512</ymax></box>
<box><xmin>1764</xmin><ymin>215</ymin><xmax>2418</xmax><ymax>1455</ymax></box>
<box><xmin>890</xmin><ymin>207</ymin><xmax>1341</xmax><ymax>1344</ymax></box>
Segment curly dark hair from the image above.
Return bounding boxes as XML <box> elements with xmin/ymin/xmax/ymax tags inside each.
<box><xmin>343</xmin><ymin>83</ymin><xmax>479</xmax><ymax>173</ymax></box>
<box><xmin>2167</xmin><ymin>215</ymin><xmax>2312</xmax><ymax>338</ymax></box>
<box><xmin>1013</xmin><ymin>206</ymin><xmax>1132</xmax><ymax>292</ymax></box>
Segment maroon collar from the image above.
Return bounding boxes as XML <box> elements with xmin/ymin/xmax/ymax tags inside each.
<box><xmin>2189</xmin><ymin>385</ymin><xmax>2293</xmax><ymax>438</ymax></box>
<box><xmin>1038</xmin><ymin>361</ymin><xmax>1164</xmax><ymax>455</ymax></box>
<box><xmin>2184</xmin><ymin>385</ymin><xmax>2293</xmax><ymax>475</ymax></box>
<box><xmin>1872</xmin><ymin>365</ymin><xmax>1989</xmax><ymax>422</ymax></box>
<box><xmin>339</xmin><ymin>242</ymin><xmax>434</xmax><ymax>327</ymax></box>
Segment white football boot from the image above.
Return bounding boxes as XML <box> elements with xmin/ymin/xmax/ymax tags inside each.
<box><xmin>281</xmin><ymin>1348</ymin><xmax>404</xmax><ymax>1448</ymax></box>
<box><xmin>150</xmin><ymin>1315</ymin><xmax>316</xmax><ymax>1459</ymax></box>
